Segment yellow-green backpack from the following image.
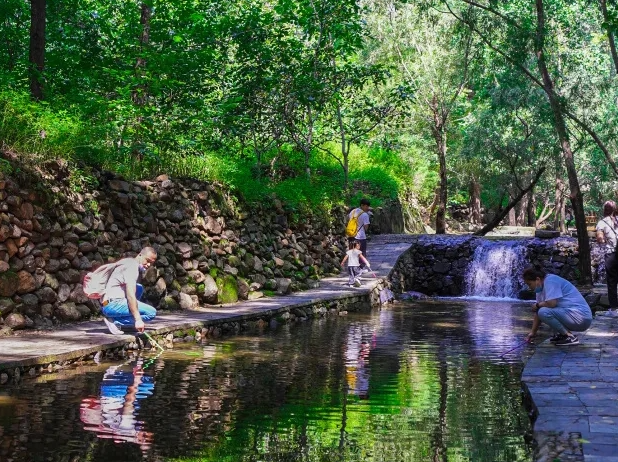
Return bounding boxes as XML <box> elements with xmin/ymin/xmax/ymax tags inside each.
<box><xmin>345</xmin><ymin>210</ymin><xmax>362</xmax><ymax>237</ymax></box>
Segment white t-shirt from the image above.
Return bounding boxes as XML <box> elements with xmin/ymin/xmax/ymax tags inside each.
<box><xmin>596</xmin><ymin>217</ymin><xmax>618</xmax><ymax>255</ymax></box>
<box><xmin>346</xmin><ymin>249</ymin><xmax>363</xmax><ymax>267</ymax></box>
<box><xmin>536</xmin><ymin>274</ymin><xmax>591</xmax><ymax>318</ymax></box>
<box><xmin>103</xmin><ymin>258</ymin><xmax>139</xmax><ymax>301</ymax></box>
<box><xmin>348</xmin><ymin>208</ymin><xmax>370</xmax><ymax>240</ymax></box>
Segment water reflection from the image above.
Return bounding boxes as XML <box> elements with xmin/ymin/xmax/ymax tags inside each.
<box><xmin>80</xmin><ymin>357</ymin><xmax>157</xmax><ymax>453</ymax></box>
<box><xmin>0</xmin><ymin>300</ymin><xmax>534</xmax><ymax>462</ymax></box>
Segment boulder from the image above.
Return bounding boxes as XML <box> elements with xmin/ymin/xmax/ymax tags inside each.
<box><xmin>4</xmin><ymin>313</ymin><xmax>28</xmax><ymax>330</ymax></box>
<box><xmin>237</xmin><ymin>278</ymin><xmax>250</xmax><ymax>300</ymax></box>
<box><xmin>400</xmin><ymin>291</ymin><xmax>429</xmax><ymax>301</ymax></box>
<box><xmin>204</xmin><ymin>216</ymin><xmax>222</xmax><ymax>235</ymax></box>
<box><xmin>108</xmin><ymin>180</ymin><xmax>130</xmax><ymax>192</ymax></box>
<box><xmin>154</xmin><ymin>277</ymin><xmax>167</xmax><ymax>297</ymax></box>
<box><xmin>69</xmin><ymin>284</ymin><xmax>89</xmax><ymax>304</ymax></box>
<box><xmin>0</xmin><ymin>297</ymin><xmax>15</xmax><ymax>316</ymax></box>
<box><xmin>535</xmin><ymin>229</ymin><xmax>560</xmax><ymax>239</ymax></box>
<box><xmin>275</xmin><ymin>278</ymin><xmax>292</xmax><ymax>295</ymax></box>
<box><xmin>159</xmin><ymin>296</ymin><xmax>180</xmax><ymax>311</ymax></box>
<box><xmin>177</xmin><ymin>242</ymin><xmax>192</xmax><ymax>259</ymax></box>
<box><xmin>0</xmin><ymin>271</ymin><xmax>18</xmax><ymax>297</ymax></box>
<box><xmin>55</xmin><ymin>302</ymin><xmax>82</xmax><ymax>322</ymax></box>
<box><xmin>36</xmin><ymin>286</ymin><xmax>57</xmax><ymax>303</ymax></box>
<box><xmin>187</xmin><ymin>270</ymin><xmax>206</xmax><ymax>284</ymax></box>
<box><xmin>202</xmin><ymin>275</ymin><xmax>218</xmax><ymax>304</ymax></box>
<box><xmin>16</xmin><ymin>270</ymin><xmax>36</xmax><ymax>294</ymax></box>
<box><xmin>248</xmin><ymin>291</ymin><xmax>264</xmax><ymax>300</ymax></box>
<box><xmin>179</xmin><ymin>292</ymin><xmax>197</xmax><ymax>310</ymax></box>
<box><xmin>20</xmin><ymin>293</ymin><xmax>39</xmax><ymax>313</ymax></box>
<box><xmin>143</xmin><ymin>266</ymin><xmax>158</xmax><ymax>285</ymax></box>
<box><xmin>57</xmin><ymin>284</ymin><xmax>71</xmax><ymax>303</ymax></box>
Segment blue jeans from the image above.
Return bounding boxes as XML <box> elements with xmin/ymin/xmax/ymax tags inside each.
<box><xmin>102</xmin><ymin>284</ymin><xmax>157</xmax><ymax>327</ymax></box>
<box><xmin>537</xmin><ymin>306</ymin><xmax>592</xmax><ymax>335</ymax></box>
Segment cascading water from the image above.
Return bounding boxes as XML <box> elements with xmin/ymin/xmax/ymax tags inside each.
<box><xmin>465</xmin><ymin>240</ymin><xmax>528</xmax><ymax>299</ymax></box>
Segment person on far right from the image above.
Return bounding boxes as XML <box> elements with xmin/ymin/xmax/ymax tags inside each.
<box><xmin>596</xmin><ymin>201</ymin><xmax>618</xmax><ymax>317</ymax></box>
<box><xmin>523</xmin><ymin>267</ymin><xmax>592</xmax><ymax>346</ymax></box>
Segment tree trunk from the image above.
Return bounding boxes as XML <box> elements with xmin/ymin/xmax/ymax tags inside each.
<box><xmin>469</xmin><ymin>177</ymin><xmax>481</xmax><ymax>224</ymax></box>
<box><xmin>132</xmin><ymin>2</ymin><xmax>152</xmax><ymax>105</ymax></box>
<box><xmin>526</xmin><ymin>190</ymin><xmax>536</xmax><ymax>226</ymax></box>
<box><xmin>475</xmin><ymin>167</ymin><xmax>545</xmax><ymax>236</ymax></box>
<box><xmin>535</xmin><ymin>0</ymin><xmax>591</xmax><ymax>283</ymax></box>
<box><xmin>29</xmin><ymin>0</ymin><xmax>46</xmax><ymax>101</ymax></box>
<box><xmin>601</xmin><ymin>0</ymin><xmax>618</xmax><ymax>75</ymax></box>
<box><xmin>508</xmin><ymin>207</ymin><xmax>516</xmax><ymax>226</ymax></box>
<box><xmin>515</xmin><ymin>193</ymin><xmax>527</xmax><ymax>225</ymax></box>
<box><xmin>336</xmin><ymin>99</ymin><xmax>350</xmax><ymax>190</ymax></box>
<box><xmin>553</xmin><ymin>177</ymin><xmax>565</xmax><ymax>230</ymax></box>
<box><xmin>432</xmin><ymin>122</ymin><xmax>448</xmax><ymax>235</ymax></box>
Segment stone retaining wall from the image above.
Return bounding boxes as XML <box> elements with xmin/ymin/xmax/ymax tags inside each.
<box><xmin>0</xmin><ymin>160</ymin><xmax>359</xmax><ymax>334</ymax></box>
<box><xmin>390</xmin><ymin>235</ymin><xmax>604</xmax><ymax>297</ymax></box>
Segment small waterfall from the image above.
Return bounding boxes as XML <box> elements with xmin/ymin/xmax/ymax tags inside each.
<box><xmin>465</xmin><ymin>240</ymin><xmax>527</xmax><ymax>299</ymax></box>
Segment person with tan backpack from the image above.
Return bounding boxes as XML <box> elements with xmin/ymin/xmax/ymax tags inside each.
<box><xmin>84</xmin><ymin>247</ymin><xmax>158</xmax><ymax>334</ymax></box>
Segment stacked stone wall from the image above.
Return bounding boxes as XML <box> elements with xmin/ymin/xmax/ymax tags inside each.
<box><xmin>0</xmin><ymin>162</ymin><xmax>350</xmax><ymax>334</ymax></box>
<box><xmin>390</xmin><ymin>235</ymin><xmax>604</xmax><ymax>297</ymax></box>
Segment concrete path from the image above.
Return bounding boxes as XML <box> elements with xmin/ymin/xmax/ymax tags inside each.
<box><xmin>523</xmin><ymin>313</ymin><xmax>618</xmax><ymax>461</ymax></box>
<box><xmin>0</xmin><ymin>234</ymin><xmax>415</xmax><ymax>373</ymax></box>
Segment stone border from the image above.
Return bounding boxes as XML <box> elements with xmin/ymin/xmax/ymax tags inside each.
<box><xmin>0</xmin><ymin>283</ymin><xmax>380</xmax><ymax>384</ymax></box>
<box><xmin>521</xmin><ymin>308</ymin><xmax>618</xmax><ymax>461</ymax></box>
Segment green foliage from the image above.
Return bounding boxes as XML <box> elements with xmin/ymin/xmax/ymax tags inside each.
<box><xmin>216</xmin><ymin>275</ymin><xmax>239</xmax><ymax>304</ymax></box>
<box><xmin>3</xmin><ymin>0</ymin><xmax>618</xmax><ymax>230</ymax></box>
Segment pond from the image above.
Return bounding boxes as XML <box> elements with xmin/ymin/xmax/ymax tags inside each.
<box><xmin>0</xmin><ymin>300</ymin><xmax>537</xmax><ymax>462</ymax></box>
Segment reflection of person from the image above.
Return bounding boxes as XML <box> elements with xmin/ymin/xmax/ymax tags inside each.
<box><xmin>80</xmin><ymin>359</ymin><xmax>155</xmax><ymax>453</ymax></box>
<box><xmin>102</xmin><ymin>247</ymin><xmax>158</xmax><ymax>334</ymax></box>
<box><xmin>345</xmin><ymin>327</ymin><xmax>374</xmax><ymax>399</ymax></box>
<box><xmin>523</xmin><ymin>268</ymin><xmax>592</xmax><ymax>346</ymax></box>
<box><xmin>347</xmin><ymin>199</ymin><xmax>371</xmax><ymax>273</ymax></box>
<box><xmin>341</xmin><ymin>240</ymin><xmax>370</xmax><ymax>287</ymax></box>
<box><xmin>596</xmin><ymin>201</ymin><xmax>618</xmax><ymax>317</ymax></box>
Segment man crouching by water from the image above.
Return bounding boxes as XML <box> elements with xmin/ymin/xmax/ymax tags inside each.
<box><xmin>102</xmin><ymin>247</ymin><xmax>158</xmax><ymax>335</ymax></box>
<box><xmin>523</xmin><ymin>267</ymin><xmax>592</xmax><ymax>346</ymax></box>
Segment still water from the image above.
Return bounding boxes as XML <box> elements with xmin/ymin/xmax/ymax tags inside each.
<box><xmin>0</xmin><ymin>300</ymin><xmax>536</xmax><ymax>462</ymax></box>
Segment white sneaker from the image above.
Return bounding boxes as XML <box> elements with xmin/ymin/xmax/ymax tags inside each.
<box><xmin>359</xmin><ymin>268</ymin><xmax>370</xmax><ymax>275</ymax></box>
<box><xmin>600</xmin><ymin>309</ymin><xmax>618</xmax><ymax>317</ymax></box>
<box><xmin>103</xmin><ymin>317</ymin><xmax>123</xmax><ymax>335</ymax></box>
<box><xmin>353</xmin><ymin>280</ymin><xmax>362</xmax><ymax>287</ymax></box>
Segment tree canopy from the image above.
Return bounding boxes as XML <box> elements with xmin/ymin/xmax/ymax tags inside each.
<box><xmin>2</xmin><ymin>0</ymin><xmax>618</xmax><ymax>279</ymax></box>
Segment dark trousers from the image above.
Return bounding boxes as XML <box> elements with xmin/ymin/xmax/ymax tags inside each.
<box><xmin>348</xmin><ymin>266</ymin><xmax>362</xmax><ymax>285</ymax></box>
<box><xmin>348</xmin><ymin>238</ymin><xmax>368</xmax><ymax>269</ymax></box>
<box><xmin>606</xmin><ymin>252</ymin><xmax>618</xmax><ymax>308</ymax></box>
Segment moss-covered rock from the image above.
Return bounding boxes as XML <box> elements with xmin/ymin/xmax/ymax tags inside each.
<box><xmin>228</xmin><ymin>255</ymin><xmax>241</xmax><ymax>267</ymax></box>
<box><xmin>216</xmin><ymin>274</ymin><xmax>238</xmax><ymax>304</ymax></box>
<box><xmin>0</xmin><ymin>271</ymin><xmax>18</xmax><ymax>297</ymax></box>
<box><xmin>160</xmin><ymin>296</ymin><xmax>180</xmax><ymax>311</ymax></box>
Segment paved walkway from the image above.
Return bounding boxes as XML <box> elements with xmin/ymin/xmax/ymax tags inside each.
<box><xmin>523</xmin><ymin>312</ymin><xmax>618</xmax><ymax>461</ymax></box>
<box><xmin>0</xmin><ymin>235</ymin><xmax>416</xmax><ymax>373</ymax></box>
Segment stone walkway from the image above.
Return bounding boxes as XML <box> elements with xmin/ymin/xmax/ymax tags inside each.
<box><xmin>523</xmin><ymin>312</ymin><xmax>618</xmax><ymax>461</ymax></box>
<box><xmin>0</xmin><ymin>234</ymin><xmax>416</xmax><ymax>373</ymax></box>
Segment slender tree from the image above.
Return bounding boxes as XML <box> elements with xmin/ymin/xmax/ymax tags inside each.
<box><xmin>28</xmin><ymin>0</ymin><xmax>45</xmax><ymax>100</ymax></box>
